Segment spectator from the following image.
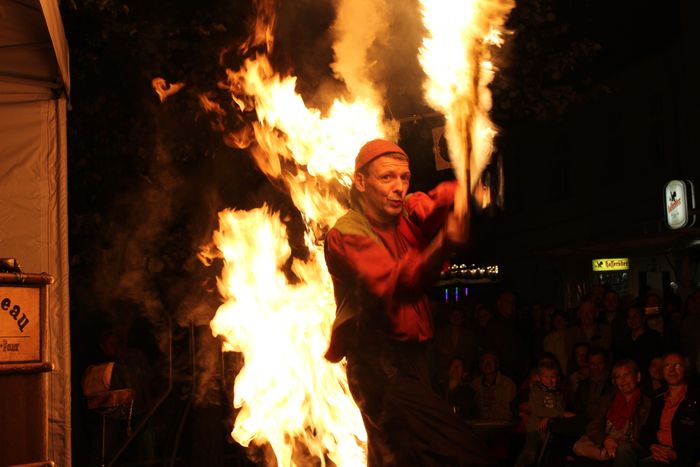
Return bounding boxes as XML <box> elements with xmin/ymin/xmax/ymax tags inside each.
<box><xmin>566</xmin><ymin>300</ymin><xmax>612</xmax><ymax>357</ymax></box>
<box><xmin>567</xmin><ymin>342</ymin><xmax>591</xmax><ymax>402</ymax></box>
<box><xmin>644</xmin><ymin>292</ymin><xmax>665</xmax><ymax>336</ymax></box>
<box><xmin>572</xmin><ymin>359</ymin><xmax>651</xmax><ymax>462</ymax></box>
<box><xmin>486</xmin><ymin>290</ymin><xmax>530</xmax><ymax>382</ymax></box>
<box><xmin>617</xmin><ymin>305</ymin><xmax>664</xmax><ymax>374</ymax></box>
<box><xmin>664</xmin><ymin>307</ymin><xmax>684</xmax><ymax>354</ymax></box>
<box><xmin>551</xmin><ymin>348</ymin><xmax>614</xmax><ymax>447</ymax></box>
<box><xmin>533</xmin><ymin>303</ymin><xmax>556</xmax><ymax>357</ymax></box>
<box><xmin>515</xmin><ymin>360</ymin><xmax>575</xmax><ymax>466</ymax></box>
<box><xmin>644</xmin><ymin>357</ymin><xmax>667</xmax><ymax>398</ymax></box>
<box><xmin>589</xmin><ymin>284</ymin><xmax>607</xmax><ymax>311</ymax></box>
<box><xmin>543</xmin><ymin>310</ymin><xmax>570</xmax><ymax>374</ymax></box>
<box><xmin>573</xmin><ymin>348</ymin><xmax>614</xmax><ymax>423</ymax></box>
<box><xmin>473</xmin><ymin>303</ymin><xmax>494</xmax><ymax>354</ymax></box>
<box><xmin>432</xmin><ymin>308</ymin><xmax>478</xmax><ymax>389</ymax></box>
<box><xmin>441</xmin><ymin>357</ymin><xmax>478</xmax><ymax>421</ymax></box>
<box><xmin>600</xmin><ymin>290</ymin><xmax>629</xmax><ymax>354</ymax></box>
<box><xmin>471</xmin><ymin>352</ymin><xmax>517</xmax><ymax>421</ymax></box>
<box><xmin>614</xmin><ymin>352</ymin><xmax>700</xmax><ymax>467</ymax></box>
<box><xmin>681</xmin><ymin>288</ymin><xmax>700</xmax><ymax>374</ymax></box>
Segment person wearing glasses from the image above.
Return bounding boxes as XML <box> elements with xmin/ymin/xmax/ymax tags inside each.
<box><xmin>614</xmin><ymin>352</ymin><xmax>700</xmax><ymax>467</ymax></box>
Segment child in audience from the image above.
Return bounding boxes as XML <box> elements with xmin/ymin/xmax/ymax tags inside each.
<box><xmin>515</xmin><ymin>360</ymin><xmax>575</xmax><ymax>466</ymax></box>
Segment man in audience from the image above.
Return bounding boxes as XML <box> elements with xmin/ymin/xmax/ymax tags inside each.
<box><xmin>550</xmin><ymin>348</ymin><xmax>613</xmax><ymax>449</ymax></box>
<box><xmin>574</xmin><ymin>348</ymin><xmax>614</xmax><ymax>421</ymax></box>
<box><xmin>615</xmin><ymin>352</ymin><xmax>700</xmax><ymax>467</ymax></box>
<box><xmin>487</xmin><ymin>290</ymin><xmax>530</xmax><ymax>383</ymax></box>
<box><xmin>432</xmin><ymin>308</ymin><xmax>478</xmax><ymax>390</ymax></box>
<box><xmin>441</xmin><ymin>356</ymin><xmax>478</xmax><ymax>421</ymax></box>
<box><xmin>471</xmin><ymin>352</ymin><xmax>517</xmax><ymax>421</ymax></box>
<box><xmin>567</xmin><ymin>342</ymin><xmax>592</xmax><ymax>402</ymax></box>
<box><xmin>567</xmin><ymin>300</ymin><xmax>612</xmax><ymax>357</ymax></box>
<box><xmin>600</xmin><ymin>290</ymin><xmax>629</xmax><ymax>354</ymax></box>
<box><xmin>617</xmin><ymin>306</ymin><xmax>664</xmax><ymax>376</ymax></box>
<box><xmin>681</xmin><ymin>288</ymin><xmax>700</xmax><ymax>374</ymax></box>
<box><xmin>645</xmin><ymin>357</ymin><xmax>667</xmax><ymax>397</ymax></box>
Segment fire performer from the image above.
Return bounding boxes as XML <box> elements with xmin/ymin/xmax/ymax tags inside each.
<box><xmin>324</xmin><ymin>139</ymin><xmax>489</xmax><ymax>466</ymax></box>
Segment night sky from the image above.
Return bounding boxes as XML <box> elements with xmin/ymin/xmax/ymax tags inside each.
<box><xmin>60</xmin><ymin>0</ymin><xmax>698</xmax><ymax>464</ymax></box>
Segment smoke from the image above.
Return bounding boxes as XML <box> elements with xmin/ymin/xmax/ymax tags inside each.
<box><xmin>262</xmin><ymin>0</ymin><xmax>427</xmax><ymax>118</ymax></box>
<box><xmin>374</xmin><ymin>0</ymin><xmax>427</xmax><ymax>117</ymax></box>
<box><xmin>331</xmin><ymin>0</ymin><xmax>427</xmax><ymax>118</ymax></box>
<box><xmin>89</xmin><ymin>133</ymin><xmax>181</xmax><ymax>356</ymax></box>
<box><xmin>330</xmin><ymin>0</ymin><xmax>389</xmax><ymax>106</ymax></box>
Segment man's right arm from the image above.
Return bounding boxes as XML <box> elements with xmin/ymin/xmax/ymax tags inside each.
<box><xmin>325</xmin><ymin>204</ymin><xmax>467</xmax><ymax>297</ymax></box>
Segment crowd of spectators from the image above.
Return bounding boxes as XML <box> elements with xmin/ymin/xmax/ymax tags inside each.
<box><xmin>429</xmin><ymin>286</ymin><xmax>700</xmax><ymax>467</ymax></box>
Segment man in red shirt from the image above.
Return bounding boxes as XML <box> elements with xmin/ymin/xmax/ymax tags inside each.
<box><xmin>324</xmin><ymin>139</ymin><xmax>486</xmax><ymax>466</ymax></box>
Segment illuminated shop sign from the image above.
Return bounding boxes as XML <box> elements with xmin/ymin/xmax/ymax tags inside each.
<box><xmin>592</xmin><ymin>258</ymin><xmax>629</xmax><ymax>272</ymax></box>
<box><xmin>664</xmin><ymin>179</ymin><xmax>695</xmax><ymax>229</ymax></box>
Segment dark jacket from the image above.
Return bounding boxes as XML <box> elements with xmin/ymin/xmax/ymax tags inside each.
<box><xmin>585</xmin><ymin>390</ymin><xmax>652</xmax><ymax>446</ymax></box>
<box><xmin>573</xmin><ymin>376</ymin><xmax>615</xmax><ymax>420</ymax></box>
<box><xmin>617</xmin><ymin>329</ymin><xmax>665</xmax><ymax>374</ymax></box>
<box><xmin>639</xmin><ymin>384</ymin><xmax>700</xmax><ymax>467</ymax></box>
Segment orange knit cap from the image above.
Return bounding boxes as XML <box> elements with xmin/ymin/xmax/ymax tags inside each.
<box><xmin>355</xmin><ymin>139</ymin><xmax>408</xmax><ymax>172</ymax></box>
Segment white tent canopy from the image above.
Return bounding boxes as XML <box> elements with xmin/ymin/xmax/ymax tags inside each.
<box><xmin>0</xmin><ymin>0</ymin><xmax>71</xmax><ymax>465</ymax></box>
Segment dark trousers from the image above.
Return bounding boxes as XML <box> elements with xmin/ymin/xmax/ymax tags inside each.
<box><xmin>346</xmin><ymin>340</ymin><xmax>489</xmax><ymax>467</ymax></box>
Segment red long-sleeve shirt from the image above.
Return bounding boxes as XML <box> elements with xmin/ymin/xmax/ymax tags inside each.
<box><xmin>324</xmin><ymin>181</ymin><xmax>456</xmax><ymax>362</ymax></box>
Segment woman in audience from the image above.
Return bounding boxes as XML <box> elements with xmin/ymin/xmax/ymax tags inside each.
<box><xmin>572</xmin><ymin>359</ymin><xmax>651</xmax><ymax>464</ymax></box>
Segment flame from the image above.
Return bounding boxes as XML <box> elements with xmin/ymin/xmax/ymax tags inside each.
<box><xmin>209</xmin><ymin>55</ymin><xmax>387</xmax><ymax>463</ymax></box>
<box><xmin>151</xmin><ymin>77</ymin><xmax>185</xmax><ymax>102</ymax></box>
<box><xmin>209</xmin><ymin>207</ymin><xmax>366</xmax><ymax>466</ymax></box>
<box><xmin>203</xmin><ymin>1</ymin><xmax>513</xmax><ymax>466</ymax></box>
<box><xmin>222</xmin><ymin>54</ymin><xmax>397</xmax><ymax>236</ymax></box>
<box><xmin>206</xmin><ymin>2</ymin><xmax>397</xmax><ymax>465</ymax></box>
<box><xmin>418</xmin><ymin>0</ymin><xmax>514</xmax><ymax>215</ymax></box>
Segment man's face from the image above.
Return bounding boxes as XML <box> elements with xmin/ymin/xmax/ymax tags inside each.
<box><xmin>480</xmin><ymin>354</ymin><xmax>498</xmax><ymax>375</ymax></box>
<box><xmin>579</xmin><ymin>302</ymin><xmax>597</xmax><ymax>325</ymax></box>
<box><xmin>476</xmin><ymin>307</ymin><xmax>491</xmax><ymax>327</ymax></box>
<box><xmin>649</xmin><ymin>357</ymin><xmax>664</xmax><ymax>382</ymax></box>
<box><xmin>626</xmin><ymin>308</ymin><xmax>643</xmax><ymax>331</ymax></box>
<box><xmin>613</xmin><ymin>365</ymin><xmax>640</xmax><ymax>395</ymax></box>
<box><xmin>449</xmin><ymin>359</ymin><xmax>465</xmax><ymax>381</ymax></box>
<box><xmin>355</xmin><ymin>156</ymin><xmax>410</xmax><ymax>223</ymax></box>
<box><xmin>539</xmin><ymin>368</ymin><xmax>559</xmax><ymax>389</ymax></box>
<box><xmin>689</xmin><ymin>290</ymin><xmax>700</xmax><ymax>316</ymax></box>
<box><xmin>663</xmin><ymin>354</ymin><xmax>687</xmax><ymax>387</ymax></box>
<box><xmin>604</xmin><ymin>292</ymin><xmax>619</xmax><ymax>313</ymax></box>
<box><xmin>588</xmin><ymin>354</ymin><xmax>607</xmax><ymax>380</ymax></box>
<box><xmin>574</xmin><ymin>346</ymin><xmax>589</xmax><ymax>369</ymax></box>
<box><xmin>552</xmin><ymin>314</ymin><xmax>567</xmax><ymax>331</ymax></box>
<box><xmin>497</xmin><ymin>292</ymin><xmax>515</xmax><ymax>318</ymax></box>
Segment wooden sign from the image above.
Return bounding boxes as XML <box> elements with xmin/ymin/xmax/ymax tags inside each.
<box><xmin>0</xmin><ymin>285</ymin><xmax>41</xmax><ymax>363</ymax></box>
